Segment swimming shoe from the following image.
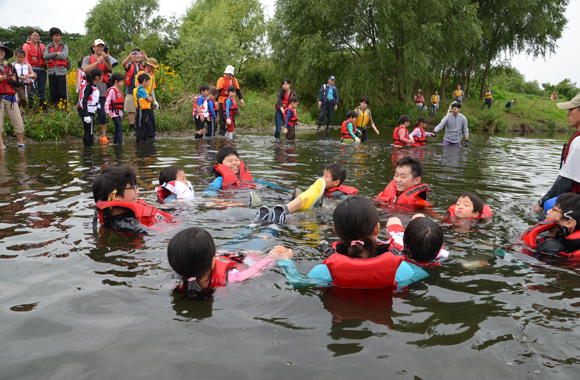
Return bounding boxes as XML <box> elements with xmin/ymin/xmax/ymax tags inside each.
<box><xmin>248</xmin><ymin>191</ymin><xmax>262</xmax><ymax>207</ymax></box>
<box><xmin>290</xmin><ymin>187</ymin><xmax>302</xmax><ymax>201</ymax></box>
<box><xmin>253</xmin><ymin>206</ymin><xmax>271</xmax><ymax>225</ymax></box>
<box><xmin>271</xmin><ymin>204</ymin><xmax>289</xmax><ymax>226</ymax></box>
<box><xmin>297</xmin><ymin>178</ymin><xmax>325</xmax><ymax>211</ymax></box>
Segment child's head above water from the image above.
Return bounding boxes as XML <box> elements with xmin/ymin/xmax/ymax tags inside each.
<box><xmin>346</xmin><ymin>110</ymin><xmax>357</xmax><ymax>122</ymax></box>
<box><xmin>553</xmin><ymin>193</ymin><xmax>580</xmax><ymax>231</ymax></box>
<box><xmin>322</xmin><ymin>163</ymin><xmax>346</xmax><ymax>190</ymax></box>
<box><xmin>398</xmin><ymin>114</ymin><xmax>411</xmax><ymax>127</ymax></box>
<box><xmin>167</xmin><ymin>227</ymin><xmax>216</xmax><ymax>297</ymax></box>
<box><xmin>333</xmin><ymin>196</ymin><xmax>381</xmax><ymax>258</ymax></box>
<box><xmin>159</xmin><ymin>165</ymin><xmax>187</xmax><ymax>186</ymax></box>
<box><xmin>394</xmin><ymin>156</ymin><xmax>423</xmax><ymax>193</ymax></box>
<box><xmin>455</xmin><ymin>192</ymin><xmax>484</xmax><ymax>218</ymax></box>
<box><xmin>402</xmin><ymin>216</ymin><xmax>443</xmax><ymax>262</ymax></box>
<box><xmin>215</xmin><ymin>146</ymin><xmax>240</xmax><ymax>174</ymax></box>
<box><xmin>92</xmin><ymin>166</ymin><xmax>139</xmax><ymax>203</ymax></box>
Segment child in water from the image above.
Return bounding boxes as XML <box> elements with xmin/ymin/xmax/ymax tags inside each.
<box><xmin>205</xmin><ymin>147</ymin><xmax>256</xmax><ymax>195</ymax></box>
<box><xmin>386</xmin><ymin>214</ymin><xmax>448</xmax><ymax>263</ymax></box>
<box><xmin>273</xmin><ymin>196</ymin><xmax>441</xmax><ymax>288</ymax></box>
<box><xmin>156</xmin><ymin>165</ymin><xmax>195</xmax><ymax>203</ymax></box>
<box><xmin>377</xmin><ymin>156</ymin><xmax>431</xmax><ymax>207</ymax></box>
<box><xmin>448</xmin><ymin>192</ymin><xmax>493</xmax><ymax>218</ymax></box>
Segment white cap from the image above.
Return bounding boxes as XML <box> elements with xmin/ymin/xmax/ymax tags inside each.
<box><xmin>224</xmin><ymin>65</ymin><xmax>235</xmax><ymax>75</ymax></box>
<box><xmin>93</xmin><ymin>39</ymin><xmax>105</xmax><ymax>46</ymax></box>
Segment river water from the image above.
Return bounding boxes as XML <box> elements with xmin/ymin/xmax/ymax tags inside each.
<box><xmin>0</xmin><ymin>129</ymin><xmax>578</xmax><ymax>379</ymax></box>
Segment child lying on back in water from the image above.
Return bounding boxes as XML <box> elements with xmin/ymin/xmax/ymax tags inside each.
<box><xmin>205</xmin><ymin>147</ymin><xmax>256</xmax><ymax>196</ymax></box>
<box><xmin>156</xmin><ymin>165</ymin><xmax>195</xmax><ymax>203</ymax></box>
<box><xmin>447</xmin><ymin>192</ymin><xmax>493</xmax><ymax>218</ymax></box>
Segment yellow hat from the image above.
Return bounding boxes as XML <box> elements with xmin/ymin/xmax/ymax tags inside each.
<box><xmin>146</xmin><ymin>58</ymin><xmax>159</xmax><ymax>69</ymax></box>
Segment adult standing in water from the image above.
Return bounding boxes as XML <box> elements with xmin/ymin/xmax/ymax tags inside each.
<box><xmin>216</xmin><ymin>65</ymin><xmax>245</xmax><ymax>136</ymax></box>
<box><xmin>533</xmin><ymin>94</ymin><xmax>580</xmax><ymax>213</ymax></box>
<box><xmin>23</xmin><ymin>29</ymin><xmax>47</xmax><ymax>109</ymax></box>
<box><xmin>317</xmin><ymin>76</ymin><xmax>339</xmax><ymax>132</ymax></box>
<box><xmin>274</xmin><ymin>78</ymin><xmax>295</xmax><ymax>139</ymax></box>
<box><xmin>432</xmin><ymin>102</ymin><xmax>469</xmax><ymax>147</ymax></box>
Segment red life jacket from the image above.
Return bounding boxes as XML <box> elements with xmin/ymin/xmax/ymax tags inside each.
<box><xmin>276</xmin><ymin>89</ymin><xmax>296</xmax><ymax>110</ymax></box>
<box><xmin>106</xmin><ymin>86</ymin><xmax>124</xmax><ymax>114</ymax></box>
<box><xmin>78</xmin><ymin>82</ymin><xmax>100</xmax><ymax>113</ymax></box>
<box><xmin>284</xmin><ymin>107</ymin><xmax>298</xmax><ymax>127</ymax></box>
<box><xmin>125</xmin><ymin>61</ymin><xmax>145</xmax><ymax>87</ymax></box>
<box><xmin>25</xmin><ymin>42</ymin><xmax>46</xmax><ymax>68</ymax></box>
<box><xmin>213</xmin><ymin>161</ymin><xmax>256</xmax><ymax>189</ymax></box>
<box><xmin>47</xmin><ymin>44</ymin><xmax>68</xmax><ymax>69</ymax></box>
<box><xmin>377</xmin><ymin>180</ymin><xmax>430</xmax><ymax>206</ymax></box>
<box><xmin>219</xmin><ymin>75</ymin><xmax>238</xmax><ymax>99</ymax></box>
<box><xmin>326</xmin><ymin>185</ymin><xmax>359</xmax><ymax>196</ymax></box>
<box><xmin>561</xmin><ymin>131</ymin><xmax>580</xmax><ymax>193</ymax></box>
<box><xmin>207</xmin><ymin>98</ymin><xmax>216</xmax><ymax>118</ymax></box>
<box><xmin>226</xmin><ymin>96</ymin><xmax>238</xmax><ymax>116</ymax></box>
<box><xmin>89</xmin><ymin>55</ymin><xmax>110</xmax><ymax>84</ymax></box>
<box><xmin>95</xmin><ymin>200</ymin><xmax>173</xmax><ymax>227</ymax></box>
<box><xmin>393</xmin><ymin>126</ymin><xmax>410</xmax><ymax>146</ymax></box>
<box><xmin>411</xmin><ymin>127</ymin><xmax>426</xmax><ymax>146</ymax></box>
<box><xmin>447</xmin><ymin>204</ymin><xmax>493</xmax><ymax>218</ymax></box>
<box><xmin>209</xmin><ymin>254</ymin><xmax>247</xmax><ymax>287</ymax></box>
<box><xmin>192</xmin><ymin>95</ymin><xmax>209</xmax><ymax>118</ymax></box>
<box><xmin>414</xmin><ymin>95</ymin><xmax>424</xmax><ymax>104</ymax></box>
<box><xmin>0</xmin><ymin>64</ymin><xmax>16</xmax><ymax>96</ymax></box>
<box><xmin>341</xmin><ymin>120</ymin><xmax>355</xmax><ymax>139</ymax></box>
<box><xmin>521</xmin><ymin>219</ymin><xmax>580</xmax><ymax>259</ymax></box>
<box><xmin>323</xmin><ymin>246</ymin><xmax>403</xmax><ymax>289</ymax></box>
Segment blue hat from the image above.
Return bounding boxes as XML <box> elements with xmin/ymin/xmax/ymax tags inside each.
<box><xmin>329</xmin><ymin>75</ymin><xmax>335</xmax><ymax>80</ymax></box>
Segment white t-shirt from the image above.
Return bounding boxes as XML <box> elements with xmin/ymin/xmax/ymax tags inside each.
<box><xmin>559</xmin><ymin>134</ymin><xmax>580</xmax><ymax>183</ymax></box>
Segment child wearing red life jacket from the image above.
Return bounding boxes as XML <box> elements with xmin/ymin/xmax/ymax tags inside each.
<box><xmin>448</xmin><ymin>192</ymin><xmax>493</xmax><ymax>218</ymax></box>
<box><xmin>341</xmin><ymin>110</ymin><xmax>361</xmax><ymax>144</ymax></box>
<box><xmin>205</xmin><ymin>89</ymin><xmax>219</xmax><ymax>137</ymax></box>
<box><xmin>205</xmin><ymin>146</ymin><xmax>256</xmax><ymax>195</ymax></box>
<box><xmin>105</xmin><ymin>72</ymin><xmax>125</xmax><ymax>145</ymax></box>
<box><xmin>410</xmin><ymin>117</ymin><xmax>434</xmax><ymax>147</ymax></box>
<box><xmin>522</xmin><ymin>193</ymin><xmax>580</xmax><ymax>259</ymax></box>
<box><xmin>377</xmin><ymin>156</ymin><xmax>431</xmax><ymax>207</ymax></box>
<box><xmin>93</xmin><ymin>166</ymin><xmax>174</xmax><ymax>235</ymax></box>
<box><xmin>393</xmin><ymin>114</ymin><xmax>415</xmax><ymax>146</ymax></box>
<box><xmin>156</xmin><ymin>165</ymin><xmax>195</xmax><ymax>203</ymax></box>
<box><xmin>78</xmin><ymin>68</ymin><xmax>103</xmax><ymax>147</ymax></box>
<box><xmin>284</xmin><ymin>96</ymin><xmax>299</xmax><ymax>141</ymax></box>
<box><xmin>193</xmin><ymin>84</ymin><xmax>210</xmax><ymax>139</ymax></box>
<box><xmin>168</xmin><ymin>227</ymin><xmax>283</xmax><ymax>298</ymax></box>
<box><xmin>273</xmin><ymin>196</ymin><xmax>429</xmax><ymax>288</ymax></box>
<box><xmin>224</xmin><ymin>85</ymin><xmax>238</xmax><ymax>140</ymax></box>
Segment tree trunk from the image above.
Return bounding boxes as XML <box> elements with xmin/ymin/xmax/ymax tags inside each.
<box><xmin>480</xmin><ymin>47</ymin><xmax>493</xmax><ymax>100</ymax></box>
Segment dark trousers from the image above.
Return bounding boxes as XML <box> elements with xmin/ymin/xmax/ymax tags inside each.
<box><xmin>31</xmin><ymin>68</ymin><xmax>46</xmax><ymax>104</ymax></box>
<box><xmin>49</xmin><ymin>74</ymin><xmax>68</xmax><ymax>106</ymax></box>
<box><xmin>275</xmin><ymin>108</ymin><xmax>284</xmax><ymax>138</ymax></box>
<box><xmin>205</xmin><ymin>117</ymin><xmax>216</xmax><ymax>137</ymax></box>
<box><xmin>149</xmin><ymin>109</ymin><xmax>156</xmax><ymax>139</ymax></box>
<box><xmin>112</xmin><ymin>116</ymin><xmax>123</xmax><ymax>145</ymax></box>
<box><xmin>286</xmin><ymin>126</ymin><xmax>295</xmax><ymax>141</ymax></box>
<box><xmin>218</xmin><ymin>103</ymin><xmax>227</xmax><ymax>136</ymax></box>
<box><xmin>195</xmin><ymin>117</ymin><xmax>205</xmax><ymax>139</ymax></box>
<box><xmin>481</xmin><ymin>99</ymin><xmax>492</xmax><ymax>110</ymax></box>
<box><xmin>318</xmin><ymin>99</ymin><xmax>335</xmax><ymax>127</ymax></box>
<box><xmin>136</xmin><ymin>109</ymin><xmax>151</xmax><ymax>143</ymax></box>
<box><xmin>81</xmin><ymin>115</ymin><xmax>94</xmax><ymax>147</ymax></box>
<box><xmin>360</xmin><ymin>128</ymin><xmax>368</xmax><ymax>143</ymax></box>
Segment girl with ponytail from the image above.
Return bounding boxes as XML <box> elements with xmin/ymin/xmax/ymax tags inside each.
<box><xmin>78</xmin><ymin>68</ymin><xmax>103</xmax><ymax>147</ymax></box>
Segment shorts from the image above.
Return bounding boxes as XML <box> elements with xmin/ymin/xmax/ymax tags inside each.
<box><xmin>97</xmin><ymin>97</ymin><xmax>107</xmax><ymax>124</ymax></box>
<box><xmin>0</xmin><ymin>98</ymin><xmax>25</xmax><ymax>134</ymax></box>
<box><xmin>124</xmin><ymin>94</ymin><xmax>136</xmax><ymax>113</ymax></box>
<box><xmin>195</xmin><ymin>117</ymin><xmax>206</xmax><ymax>131</ymax></box>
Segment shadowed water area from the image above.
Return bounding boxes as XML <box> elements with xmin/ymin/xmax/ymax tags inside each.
<box><xmin>0</xmin><ymin>130</ymin><xmax>579</xmax><ymax>379</ymax></box>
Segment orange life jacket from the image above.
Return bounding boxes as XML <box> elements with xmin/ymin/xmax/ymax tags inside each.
<box><xmin>46</xmin><ymin>44</ymin><xmax>68</xmax><ymax>69</ymax></box>
<box><xmin>209</xmin><ymin>254</ymin><xmax>248</xmax><ymax>287</ymax></box>
<box><xmin>0</xmin><ymin>64</ymin><xmax>16</xmax><ymax>96</ymax></box>
<box><xmin>447</xmin><ymin>204</ymin><xmax>493</xmax><ymax>218</ymax></box>
<box><xmin>393</xmin><ymin>126</ymin><xmax>410</xmax><ymax>146</ymax></box>
<box><xmin>276</xmin><ymin>89</ymin><xmax>296</xmax><ymax>110</ymax></box>
<box><xmin>95</xmin><ymin>200</ymin><xmax>173</xmax><ymax>227</ymax></box>
<box><xmin>341</xmin><ymin>120</ymin><xmax>355</xmax><ymax>139</ymax></box>
<box><xmin>284</xmin><ymin>107</ymin><xmax>298</xmax><ymax>127</ymax></box>
<box><xmin>325</xmin><ymin>185</ymin><xmax>358</xmax><ymax>196</ymax></box>
<box><xmin>521</xmin><ymin>219</ymin><xmax>580</xmax><ymax>259</ymax></box>
<box><xmin>106</xmin><ymin>86</ymin><xmax>124</xmax><ymax>114</ymax></box>
<box><xmin>411</xmin><ymin>127</ymin><xmax>426</xmax><ymax>146</ymax></box>
<box><xmin>377</xmin><ymin>180</ymin><xmax>430</xmax><ymax>206</ymax></box>
<box><xmin>90</xmin><ymin>55</ymin><xmax>110</xmax><ymax>84</ymax></box>
<box><xmin>213</xmin><ymin>161</ymin><xmax>256</xmax><ymax>189</ymax></box>
<box><xmin>25</xmin><ymin>42</ymin><xmax>46</xmax><ymax>68</ymax></box>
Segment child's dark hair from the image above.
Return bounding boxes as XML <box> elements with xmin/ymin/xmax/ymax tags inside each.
<box><xmin>137</xmin><ymin>72</ymin><xmax>150</xmax><ymax>84</ymax></box>
<box><xmin>398</xmin><ymin>115</ymin><xmax>411</xmax><ymax>125</ymax></box>
<box><xmin>325</xmin><ymin>163</ymin><xmax>346</xmax><ymax>185</ymax></box>
<box><xmin>209</xmin><ymin>88</ymin><xmax>219</xmax><ymax>96</ymax></box>
<box><xmin>415</xmin><ymin>116</ymin><xmax>428</xmax><ymax>126</ymax></box>
<box><xmin>199</xmin><ymin>84</ymin><xmax>210</xmax><ymax>93</ymax></box>
<box><xmin>360</xmin><ymin>96</ymin><xmax>370</xmax><ymax>105</ymax></box>
<box><xmin>215</xmin><ymin>146</ymin><xmax>239</xmax><ymax>164</ymax></box>
<box><xmin>281</xmin><ymin>78</ymin><xmax>291</xmax><ymax>86</ymax></box>
<box><xmin>458</xmin><ymin>192</ymin><xmax>484</xmax><ymax>216</ymax></box>
<box><xmin>403</xmin><ymin>217</ymin><xmax>443</xmax><ymax>262</ymax></box>
<box><xmin>85</xmin><ymin>68</ymin><xmax>103</xmax><ymax>84</ymax></box>
<box><xmin>49</xmin><ymin>27</ymin><xmax>62</xmax><ymax>37</ymax></box>
<box><xmin>227</xmin><ymin>85</ymin><xmax>236</xmax><ymax>93</ymax></box>
<box><xmin>396</xmin><ymin>156</ymin><xmax>423</xmax><ymax>178</ymax></box>
<box><xmin>110</xmin><ymin>72</ymin><xmax>124</xmax><ymax>84</ymax></box>
<box><xmin>555</xmin><ymin>193</ymin><xmax>580</xmax><ymax>226</ymax></box>
<box><xmin>92</xmin><ymin>166</ymin><xmax>137</xmax><ymax>203</ymax></box>
<box><xmin>333</xmin><ymin>196</ymin><xmax>379</xmax><ymax>258</ymax></box>
<box><xmin>14</xmin><ymin>49</ymin><xmax>25</xmax><ymax>56</ymax></box>
<box><xmin>167</xmin><ymin>227</ymin><xmax>216</xmax><ymax>298</ymax></box>
<box><xmin>346</xmin><ymin>110</ymin><xmax>358</xmax><ymax>119</ymax></box>
<box><xmin>289</xmin><ymin>96</ymin><xmax>299</xmax><ymax>104</ymax></box>
<box><xmin>159</xmin><ymin>165</ymin><xmax>183</xmax><ymax>185</ymax></box>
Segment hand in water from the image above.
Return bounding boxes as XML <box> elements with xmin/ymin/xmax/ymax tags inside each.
<box><xmin>269</xmin><ymin>245</ymin><xmax>293</xmax><ymax>260</ymax></box>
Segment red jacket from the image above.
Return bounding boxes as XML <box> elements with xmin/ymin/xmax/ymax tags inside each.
<box><xmin>213</xmin><ymin>161</ymin><xmax>256</xmax><ymax>189</ymax></box>
<box><xmin>341</xmin><ymin>120</ymin><xmax>355</xmax><ymax>139</ymax></box>
<box><xmin>411</xmin><ymin>127</ymin><xmax>426</xmax><ymax>146</ymax></box>
<box><xmin>393</xmin><ymin>126</ymin><xmax>410</xmax><ymax>146</ymax></box>
<box><xmin>276</xmin><ymin>89</ymin><xmax>296</xmax><ymax>110</ymax></box>
<box><xmin>521</xmin><ymin>219</ymin><xmax>580</xmax><ymax>259</ymax></box>
<box><xmin>377</xmin><ymin>180</ymin><xmax>430</xmax><ymax>206</ymax></box>
<box><xmin>25</xmin><ymin>42</ymin><xmax>46</xmax><ymax>68</ymax></box>
<box><xmin>90</xmin><ymin>55</ymin><xmax>110</xmax><ymax>84</ymax></box>
<box><xmin>0</xmin><ymin>64</ymin><xmax>16</xmax><ymax>96</ymax></box>
<box><xmin>47</xmin><ymin>44</ymin><xmax>67</xmax><ymax>68</ymax></box>
<box><xmin>95</xmin><ymin>200</ymin><xmax>173</xmax><ymax>226</ymax></box>
<box><xmin>284</xmin><ymin>107</ymin><xmax>298</xmax><ymax>127</ymax></box>
<box><xmin>326</xmin><ymin>185</ymin><xmax>358</xmax><ymax>196</ymax></box>
<box><xmin>447</xmin><ymin>204</ymin><xmax>493</xmax><ymax>218</ymax></box>
<box><xmin>209</xmin><ymin>254</ymin><xmax>248</xmax><ymax>287</ymax></box>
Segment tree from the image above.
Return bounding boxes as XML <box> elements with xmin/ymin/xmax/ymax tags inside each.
<box><xmin>85</xmin><ymin>0</ymin><xmax>165</xmax><ymax>56</ymax></box>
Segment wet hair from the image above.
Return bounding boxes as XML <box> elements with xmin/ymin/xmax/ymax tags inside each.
<box><xmin>49</xmin><ymin>27</ymin><xmax>62</xmax><ymax>37</ymax></box>
<box><xmin>415</xmin><ymin>116</ymin><xmax>428</xmax><ymax>127</ymax></box>
<box><xmin>325</xmin><ymin>163</ymin><xmax>346</xmax><ymax>185</ymax></box>
<box><xmin>346</xmin><ymin>110</ymin><xmax>358</xmax><ymax>119</ymax></box>
<box><xmin>403</xmin><ymin>217</ymin><xmax>443</xmax><ymax>262</ymax></box>
<box><xmin>159</xmin><ymin>165</ymin><xmax>184</xmax><ymax>185</ymax></box>
<box><xmin>14</xmin><ymin>49</ymin><xmax>25</xmax><ymax>56</ymax></box>
<box><xmin>333</xmin><ymin>196</ymin><xmax>379</xmax><ymax>258</ymax></box>
<box><xmin>137</xmin><ymin>72</ymin><xmax>150</xmax><ymax>84</ymax></box>
<box><xmin>110</xmin><ymin>72</ymin><xmax>124</xmax><ymax>84</ymax></box>
<box><xmin>28</xmin><ymin>29</ymin><xmax>40</xmax><ymax>37</ymax></box>
<box><xmin>360</xmin><ymin>96</ymin><xmax>370</xmax><ymax>105</ymax></box>
<box><xmin>458</xmin><ymin>192</ymin><xmax>484</xmax><ymax>216</ymax></box>
<box><xmin>199</xmin><ymin>84</ymin><xmax>210</xmax><ymax>93</ymax></box>
<box><xmin>398</xmin><ymin>115</ymin><xmax>411</xmax><ymax>125</ymax></box>
<box><xmin>209</xmin><ymin>88</ymin><xmax>219</xmax><ymax>96</ymax></box>
<box><xmin>396</xmin><ymin>156</ymin><xmax>423</xmax><ymax>178</ymax></box>
<box><xmin>85</xmin><ymin>68</ymin><xmax>103</xmax><ymax>84</ymax></box>
<box><xmin>167</xmin><ymin>227</ymin><xmax>216</xmax><ymax>298</ymax></box>
<box><xmin>92</xmin><ymin>166</ymin><xmax>137</xmax><ymax>203</ymax></box>
<box><xmin>555</xmin><ymin>193</ymin><xmax>580</xmax><ymax>226</ymax></box>
<box><xmin>215</xmin><ymin>146</ymin><xmax>239</xmax><ymax>164</ymax></box>
<box><xmin>288</xmin><ymin>96</ymin><xmax>299</xmax><ymax>104</ymax></box>
<box><xmin>227</xmin><ymin>85</ymin><xmax>236</xmax><ymax>93</ymax></box>
<box><xmin>451</xmin><ymin>102</ymin><xmax>462</xmax><ymax>109</ymax></box>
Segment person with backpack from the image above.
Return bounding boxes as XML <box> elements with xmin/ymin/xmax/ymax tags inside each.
<box><xmin>23</xmin><ymin>29</ymin><xmax>47</xmax><ymax>109</ymax></box>
<box><xmin>121</xmin><ymin>49</ymin><xmax>146</xmax><ymax>133</ymax></box>
<box><xmin>0</xmin><ymin>43</ymin><xmax>26</xmax><ymax>149</ymax></box>
<box><xmin>43</xmin><ymin>27</ymin><xmax>69</xmax><ymax>108</ymax></box>
<box><xmin>317</xmin><ymin>76</ymin><xmax>339</xmax><ymax>132</ymax></box>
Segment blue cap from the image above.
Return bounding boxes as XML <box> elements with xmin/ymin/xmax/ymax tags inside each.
<box><xmin>329</xmin><ymin>75</ymin><xmax>335</xmax><ymax>80</ymax></box>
